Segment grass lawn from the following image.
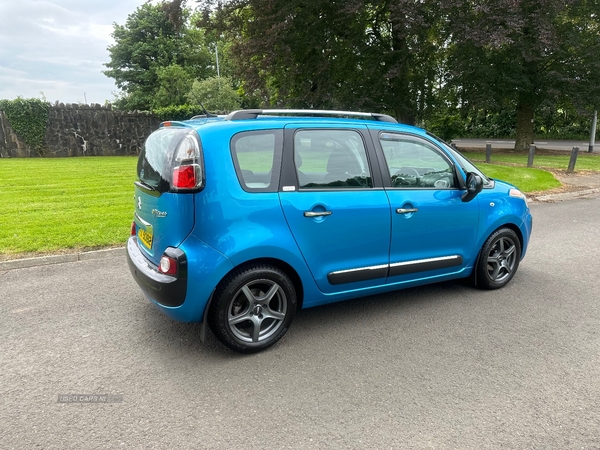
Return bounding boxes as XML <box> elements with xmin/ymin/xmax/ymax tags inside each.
<box><xmin>0</xmin><ymin>152</ymin><xmax>570</xmax><ymax>257</ymax></box>
<box><xmin>460</xmin><ymin>149</ymin><xmax>600</xmax><ymax>172</ymax></box>
<box><xmin>295</xmin><ymin>148</ymin><xmax>560</xmax><ymax>193</ymax></box>
<box><xmin>0</xmin><ymin>157</ymin><xmax>137</xmax><ymax>258</ymax></box>
<box><xmin>476</xmin><ymin>163</ymin><xmax>561</xmax><ymax>192</ymax></box>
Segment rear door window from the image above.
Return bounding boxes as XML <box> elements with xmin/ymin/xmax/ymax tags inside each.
<box><xmin>231</xmin><ymin>130</ymin><xmax>283</xmax><ymax>192</ymax></box>
<box><xmin>294</xmin><ymin>129</ymin><xmax>372</xmax><ymax>189</ymax></box>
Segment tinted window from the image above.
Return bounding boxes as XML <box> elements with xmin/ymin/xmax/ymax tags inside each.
<box><xmin>294</xmin><ymin>129</ymin><xmax>372</xmax><ymax>189</ymax></box>
<box><xmin>231</xmin><ymin>130</ymin><xmax>283</xmax><ymax>192</ymax></box>
<box><xmin>380</xmin><ymin>134</ymin><xmax>456</xmax><ymax>189</ymax></box>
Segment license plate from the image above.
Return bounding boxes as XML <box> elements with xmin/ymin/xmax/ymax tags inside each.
<box><xmin>138</xmin><ymin>228</ymin><xmax>153</xmax><ymax>249</ymax></box>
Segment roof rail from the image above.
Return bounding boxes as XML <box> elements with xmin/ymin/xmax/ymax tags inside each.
<box><xmin>225</xmin><ymin>109</ymin><xmax>397</xmax><ymax>123</ymax></box>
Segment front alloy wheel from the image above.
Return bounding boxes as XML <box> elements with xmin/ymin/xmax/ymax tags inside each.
<box><xmin>477</xmin><ymin>228</ymin><xmax>521</xmax><ymax>289</ymax></box>
<box><xmin>209</xmin><ymin>264</ymin><xmax>297</xmax><ymax>353</ymax></box>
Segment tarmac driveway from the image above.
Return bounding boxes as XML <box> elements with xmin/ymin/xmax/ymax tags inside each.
<box><xmin>1</xmin><ymin>194</ymin><xmax>599</xmax><ymax>449</ymax></box>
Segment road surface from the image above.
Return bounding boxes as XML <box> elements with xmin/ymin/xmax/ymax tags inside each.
<box><xmin>1</xmin><ymin>194</ymin><xmax>599</xmax><ymax>449</ymax></box>
<box><xmin>452</xmin><ymin>138</ymin><xmax>595</xmax><ymax>152</ymax></box>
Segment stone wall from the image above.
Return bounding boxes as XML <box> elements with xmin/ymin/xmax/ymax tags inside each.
<box><xmin>0</xmin><ymin>103</ymin><xmax>160</xmax><ymax>158</ymax></box>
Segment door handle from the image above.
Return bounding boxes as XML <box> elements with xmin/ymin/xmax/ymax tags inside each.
<box><xmin>396</xmin><ymin>208</ymin><xmax>418</xmax><ymax>214</ymax></box>
<box><xmin>304</xmin><ymin>211</ymin><xmax>332</xmax><ymax>217</ymax></box>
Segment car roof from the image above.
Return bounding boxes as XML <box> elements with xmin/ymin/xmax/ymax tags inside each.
<box><xmin>162</xmin><ymin>109</ymin><xmax>428</xmax><ymax>137</ymax></box>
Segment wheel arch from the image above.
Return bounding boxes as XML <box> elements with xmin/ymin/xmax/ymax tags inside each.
<box><xmin>496</xmin><ymin>222</ymin><xmax>524</xmax><ymax>258</ymax></box>
<box><xmin>478</xmin><ymin>220</ymin><xmax>525</xmax><ymax>260</ymax></box>
<box><xmin>216</xmin><ymin>257</ymin><xmax>305</xmax><ymax>310</ymax></box>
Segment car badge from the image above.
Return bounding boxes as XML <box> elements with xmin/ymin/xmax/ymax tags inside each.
<box><xmin>137</xmin><ymin>196</ymin><xmax>142</xmax><ymax>210</ymax></box>
<box><xmin>152</xmin><ymin>209</ymin><xmax>167</xmax><ymax>218</ymax></box>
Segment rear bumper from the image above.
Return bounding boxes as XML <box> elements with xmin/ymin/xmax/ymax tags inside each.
<box><xmin>126</xmin><ymin>236</ymin><xmax>187</xmax><ymax>307</ymax></box>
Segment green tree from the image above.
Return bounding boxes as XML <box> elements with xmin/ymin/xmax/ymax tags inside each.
<box><xmin>153</xmin><ymin>64</ymin><xmax>194</xmax><ymax>108</ymax></box>
<box><xmin>202</xmin><ymin>0</ymin><xmax>445</xmax><ymax>124</ymax></box>
<box><xmin>186</xmin><ymin>76</ymin><xmax>241</xmax><ymax>111</ymax></box>
<box><xmin>445</xmin><ymin>0</ymin><xmax>600</xmax><ymax>150</ymax></box>
<box><xmin>104</xmin><ymin>1</ymin><xmax>212</xmax><ymax>110</ymax></box>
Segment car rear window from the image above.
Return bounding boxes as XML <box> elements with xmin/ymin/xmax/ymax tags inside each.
<box><xmin>137</xmin><ymin>127</ymin><xmax>198</xmax><ymax>193</ymax></box>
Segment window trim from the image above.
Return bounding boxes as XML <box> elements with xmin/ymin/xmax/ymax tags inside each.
<box><xmin>288</xmin><ymin>127</ymin><xmax>377</xmax><ymax>191</ymax></box>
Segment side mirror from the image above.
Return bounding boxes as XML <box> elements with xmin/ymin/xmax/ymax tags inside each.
<box><xmin>461</xmin><ymin>172</ymin><xmax>483</xmax><ymax>202</ymax></box>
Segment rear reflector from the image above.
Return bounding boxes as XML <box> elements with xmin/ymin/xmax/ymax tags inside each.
<box><xmin>159</xmin><ymin>255</ymin><xmax>178</xmax><ymax>276</ymax></box>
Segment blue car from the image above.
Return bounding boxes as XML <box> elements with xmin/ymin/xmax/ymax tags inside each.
<box><xmin>126</xmin><ymin>109</ymin><xmax>533</xmax><ymax>353</ymax></box>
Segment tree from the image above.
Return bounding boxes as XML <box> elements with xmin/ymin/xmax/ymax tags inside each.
<box><xmin>153</xmin><ymin>64</ymin><xmax>194</xmax><ymax>108</ymax></box>
<box><xmin>104</xmin><ymin>1</ymin><xmax>212</xmax><ymax>110</ymax></box>
<box><xmin>445</xmin><ymin>0</ymin><xmax>600</xmax><ymax>150</ymax></box>
<box><xmin>186</xmin><ymin>76</ymin><xmax>241</xmax><ymax>111</ymax></box>
<box><xmin>201</xmin><ymin>0</ymin><xmax>445</xmax><ymax>124</ymax></box>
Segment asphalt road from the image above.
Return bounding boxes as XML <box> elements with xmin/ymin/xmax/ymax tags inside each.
<box><xmin>1</xmin><ymin>195</ymin><xmax>600</xmax><ymax>449</ymax></box>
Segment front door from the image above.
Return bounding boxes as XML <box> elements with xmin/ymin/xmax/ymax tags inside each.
<box><xmin>377</xmin><ymin>132</ymin><xmax>480</xmax><ymax>285</ymax></box>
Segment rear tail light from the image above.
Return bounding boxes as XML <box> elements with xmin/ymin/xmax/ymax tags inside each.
<box><xmin>171</xmin><ymin>133</ymin><xmax>203</xmax><ymax>191</ymax></box>
<box><xmin>130</xmin><ymin>221</ymin><xmax>136</xmax><ymax>236</ymax></box>
<box><xmin>172</xmin><ymin>164</ymin><xmax>200</xmax><ymax>189</ymax></box>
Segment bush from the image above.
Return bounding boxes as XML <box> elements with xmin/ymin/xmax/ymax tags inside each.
<box><xmin>424</xmin><ymin>106</ymin><xmax>593</xmax><ymax>140</ymax></box>
<box><xmin>0</xmin><ymin>97</ymin><xmax>50</xmax><ymax>154</ymax></box>
<box><xmin>186</xmin><ymin>76</ymin><xmax>241</xmax><ymax>111</ymax></box>
<box><xmin>424</xmin><ymin>109</ymin><xmax>465</xmax><ymax>141</ymax></box>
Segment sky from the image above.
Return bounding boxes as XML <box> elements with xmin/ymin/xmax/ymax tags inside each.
<box><xmin>0</xmin><ymin>0</ymin><xmax>152</xmax><ymax>105</ymax></box>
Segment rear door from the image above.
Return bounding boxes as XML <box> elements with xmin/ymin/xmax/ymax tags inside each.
<box><xmin>133</xmin><ymin>127</ymin><xmax>197</xmax><ymax>264</ymax></box>
<box><xmin>279</xmin><ymin>125</ymin><xmax>391</xmax><ymax>293</ymax></box>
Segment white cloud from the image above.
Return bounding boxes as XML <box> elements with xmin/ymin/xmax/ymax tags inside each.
<box><xmin>0</xmin><ymin>0</ymin><xmax>150</xmax><ymax>104</ymax></box>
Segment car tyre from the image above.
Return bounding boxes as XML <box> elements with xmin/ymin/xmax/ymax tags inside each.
<box><xmin>476</xmin><ymin>228</ymin><xmax>521</xmax><ymax>290</ymax></box>
<box><xmin>208</xmin><ymin>264</ymin><xmax>297</xmax><ymax>353</ymax></box>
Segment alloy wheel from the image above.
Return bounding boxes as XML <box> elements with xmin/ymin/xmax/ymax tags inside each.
<box><xmin>227</xmin><ymin>279</ymin><xmax>288</xmax><ymax>344</ymax></box>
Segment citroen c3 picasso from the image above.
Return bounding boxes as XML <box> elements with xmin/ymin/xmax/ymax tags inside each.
<box><xmin>126</xmin><ymin>109</ymin><xmax>533</xmax><ymax>353</ymax></box>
